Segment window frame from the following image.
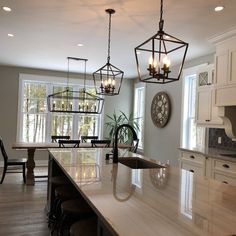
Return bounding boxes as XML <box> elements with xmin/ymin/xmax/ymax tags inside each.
<box><xmin>133</xmin><ymin>82</ymin><xmax>146</xmax><ymax>152</ymax></box>
<box><xmin>17</xmin><ymin>73</ymin><xmax>102</xmax><ymax>143</ymax></box>
<box><xmin>180</xmin><ymin>65</ymin><xmax>207</xmax><ymax>149</ymax></box>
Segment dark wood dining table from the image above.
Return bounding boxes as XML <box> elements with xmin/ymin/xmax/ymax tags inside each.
<box><xmin>12</xmin><ymin>142</ymin><xmax>102</xmax><ymax>185</ymax></box>
<box><xmin>12</xmin><ymin>141</ymin><xmax>130</xmax><ymax>185</ymax></box>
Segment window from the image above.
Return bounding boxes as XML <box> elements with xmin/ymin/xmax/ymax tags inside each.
<box><xmin>181</xmin><ymin>67</ymin><xmax>205</xmax><ymax>149</ymax></box>
<box><xmin>17</xmin><ymin>74</ymin><xmax>101</xmax><ymax>143</ymax></box>
<box><xmin>133</xmin><ymin>83</ymin><xmax>145</xmax><ymax>150</ymax></box>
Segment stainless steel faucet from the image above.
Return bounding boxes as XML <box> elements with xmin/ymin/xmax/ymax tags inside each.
<box><xmin>113</xmin><ymin>124</ymin><xmax>138</xmax><ymax>163</ymax></box>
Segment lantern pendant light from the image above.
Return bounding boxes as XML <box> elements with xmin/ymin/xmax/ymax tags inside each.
<box><xmin>93</xmin><ymin>9</ymin><xmax>124</xmax><ymax>96</ymax></box>
<box><xmin>47</xmin><ymin>57</ymin><xmax>104</xmax><ymax>114</ymax></box>
<box><xmin>134</xmin><ymin>0</ymin><xmax>188</xmax><ymax>84</ymax></box>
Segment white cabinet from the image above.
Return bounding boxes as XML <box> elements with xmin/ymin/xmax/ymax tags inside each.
<box><xmin>211</xmin><ymin>159</ymin><xmax>236</xmax><ymax>186</ymax></box>
<box><xmin>180</xmin><ymin>150</ymin><xmax>236</xmax><ymax>187</ymax></box>
<box><xmin>214</xmin><ymin>36</ymin><xmax>236</xmax><ymax>106</ymax></box>
<box><xmin>180</xmin><ymin>151</ymin><xmax>205</xmax><ymax>176</ymax></box>
<box><xmin>196</xmin><ymin>65</ymin><xmax>223</xmax><ymax>126</ymax></box>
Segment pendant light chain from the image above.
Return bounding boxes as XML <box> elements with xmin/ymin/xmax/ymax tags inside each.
<box><xmin>159</xmin><ymin>0</ymin><xmax>164</xmax><ymax>32</ymax></box>
<box><xmin>67</xmin><ymin>57</ymin><xmax>70</xmax><ymax>90</ymax></box>
<box><xmin>83</xmin><ymin>59</ymin><xmax>87</xmax><ymax>91</ymax></box>
<box><xmin>107</xmin><ymin>11</ymin><xmax>112</xmax><ymax>63</ymax></box>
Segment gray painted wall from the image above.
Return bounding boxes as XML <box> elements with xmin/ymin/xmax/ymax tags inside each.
<box><xmin>143</xmin><ymin>54</ymin><xmax>214</xmax><ymax>166</ymax></box>
<box><xmin>0</xmin><ymin>65</ymin><xmax>133</xmax><ymax>160</ymax></box>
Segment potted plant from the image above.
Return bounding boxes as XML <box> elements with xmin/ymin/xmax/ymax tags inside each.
<box><xmin>105</xmin><ymin>111</ymin><xmax>140</xmax><ymax>145</ymax></box>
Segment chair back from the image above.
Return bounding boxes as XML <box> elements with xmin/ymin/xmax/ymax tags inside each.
<box><xmin>51</xmin><ymin>135</ymin><xmax>70</xmax><ymax>143</ymax></box>
<box><xmin>81</xmin><ymin>136</ymin><xmax>98</xmax><ymax>143</ymax></box>
<box><xmin>130</xmin><ymin>138</ymin><xmax>139</xmax><ymax>153</ymax></box>
<box><xmin>91</xmin><ymin>139</ymin><xmax>111</xmax><ymax>148</ymax></box>
<box><xmin>0</xmin><ymin>137</ymin><xmax>8</xmax><ymax>163</ymax></box>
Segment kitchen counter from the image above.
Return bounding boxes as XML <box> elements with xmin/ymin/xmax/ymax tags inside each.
<box><xmin>179</xmin><ymin>147</ymin><xmax>236</xmax><ymax>163</ymax></box>
<box><xmin>49</xmin><ymin>148</ymin><xmax>236</xmax><ymax>236</ymax></box>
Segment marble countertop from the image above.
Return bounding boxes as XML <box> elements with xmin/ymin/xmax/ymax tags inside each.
<box><xmin>49</xmin><ymin>148</ymin><xmax>236</xmax><ymax>236</ymax></box>
<box><xmin>179</xmin><ymin>147</ymin><xmax>236</xmax><ymax>163</ymax></box>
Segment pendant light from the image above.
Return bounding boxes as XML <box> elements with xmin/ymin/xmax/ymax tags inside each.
<box><xmin>134</xmin><ymin>0</ymin><xmax>188</xmax><ymax>84</ymax></box>
<box><xmin>93</xmin><ymin>9</ymin><xmax>124</xmax><ymax>96</ymax></box>
<box><xmin>47</xmin><ymin>57</ymin><xmax>104</xmax><ymax>114</ymax></box>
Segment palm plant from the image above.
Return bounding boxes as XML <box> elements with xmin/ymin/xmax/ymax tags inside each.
<box><xmin>105</xmin><ymin>111</ymin><xmax>140</xmax><ymax>144</ymax></box>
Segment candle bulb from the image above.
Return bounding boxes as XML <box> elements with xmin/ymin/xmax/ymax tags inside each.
<box><xmin>53</xmin><ymin>101</ymin><xmax>56</xmax><ymax>110</ymax></box>
<box><xmin>62</xmin><ymin>101</ymin><xmax>64</xmax><ymax>109</ymax></box>
<box><xmin>70</xmin><ymin>102</ymin><xmax>73</xmax><ymax>110</ymax></box>
<box><xmin>78</xmin><ymin>103</ymin><xmax>81</xmax><ymax>111</ymax></box>
<box><xmin>86</xmin><ymin>103</ymin><xmax>89</xmax><ymax>111</ymax></box>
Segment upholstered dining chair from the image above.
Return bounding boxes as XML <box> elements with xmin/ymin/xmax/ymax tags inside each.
<box><xmin>0</xmin><ymin>137</ymin><xmax>27</xmax><ymax>184</ymax></box>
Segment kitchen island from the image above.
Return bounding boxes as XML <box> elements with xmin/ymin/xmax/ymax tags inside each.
<box><xmin>48</xmin><ymin>148</ymin><xmax>236</xmax><ymax>236</ymax></box>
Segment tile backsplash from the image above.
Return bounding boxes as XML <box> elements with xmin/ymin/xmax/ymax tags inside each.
<box><xmin>208</xmin><ymin>128</ymin><xmax>236</xmax><ymax>151</ymax></box>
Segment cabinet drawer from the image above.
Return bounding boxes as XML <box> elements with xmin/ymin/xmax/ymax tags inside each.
<box><xmin>181</xmin><ymin>162</ymin><xmax>204</xmax><ymax>176</ymax></box>
<box><xmin>181</xmin><ymin>152</ymin><xmax>204</xmax><ymax>165</ymax></box>
<box><xmin>213</xmin><ymin>160</ymin><xmax>236</xmax><ymax>174</ymax></box>
<box><xmin>213</xmin><ymin>172</ymin><xmax>236</xmax><ymax>186</ymax></box>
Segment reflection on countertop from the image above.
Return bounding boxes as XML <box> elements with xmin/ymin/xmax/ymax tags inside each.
<box><xmin>49</xmin><ymin>148</ymin><xmax>236</xmax><ymax>236</ymax></box>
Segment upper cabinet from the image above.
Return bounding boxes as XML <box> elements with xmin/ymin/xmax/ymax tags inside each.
<box><xmin>196</xmin><ymin>64</ymin><xmax>223</xmax><ymax>126</ymax></box>
<box><xmin>213</xmin><ymin>35</ymin><xmax>236</xmax><ymax>106</ymax></box>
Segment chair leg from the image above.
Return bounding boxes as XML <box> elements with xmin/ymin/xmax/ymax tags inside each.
<box><xmin>0</xmin><ymin>165</ymin><xmax>7</xmax><ymax>184</ymax></box>
<box><xmin>23</xmin><ymin>163</ymin><xmax>26</xmax><ymax>184</ymax></box>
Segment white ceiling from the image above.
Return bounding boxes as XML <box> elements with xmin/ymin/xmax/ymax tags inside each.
<box><xmin>0</xmin><ymin>0</ymin><xmax>236</xmax><ymax>78</ymax></box>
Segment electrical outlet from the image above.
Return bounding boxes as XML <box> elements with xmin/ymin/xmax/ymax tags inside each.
<box><xmin>218</xmin><ymin>137</ymin><xmax>222</xmax><ymax>144</ymax></box>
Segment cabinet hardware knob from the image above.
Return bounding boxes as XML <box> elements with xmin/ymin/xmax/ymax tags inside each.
<box><xmin>222</xmin><ymin>164</ymin><xmax>230</xmax><ymax>168</ymax></box>
<box><xmin>222</xmin><ymin>181</ymin><xmax>228</xmax><ymax>184</ymax></box>
<box><xmin>189</xmin><ymin>169</ymin><xmax>194</xmax><ymax>173</ymax></box>
<box><xmin>190</xmin><ymin>155</ymin><xmax>195</xmax><ymax>159</ymax></box>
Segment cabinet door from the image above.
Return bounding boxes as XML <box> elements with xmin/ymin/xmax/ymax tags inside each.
<box><xmin>229</xmin><ymin>48</ymin><xmax>236</xmax><ymax>84</ymax></box>
<box><xmin>215</xmin><ymin>50</ymin><xmax>228</xmax><ymax>86</ymax></box>
<box><xmin>196</xmin><ymin>88</ymin><xmax>211</xmax><ymax>124</ymax></box>
<box><xmin>197</xmin><ymin>64</ymin><xmax>214</xmax><ymax>88</ymax></box>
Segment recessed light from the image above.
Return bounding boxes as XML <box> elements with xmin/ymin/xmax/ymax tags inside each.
<box><xmin>77</xmin><ymin>43</ymin><xmax>84</xmax><ymax>47</ymax></box>
<box><xmin>8</xmin><ymin>33</ymin><xmax>14</xmax><ymax>37</ymax></box>
<box><xmin>2</xmin><ymin>6</ymin><xmax>12</xmax><ymax>12</ymax></box>
<box><xmin>215</xmin><ymin>6</ymin><xmax>224</xmax><ymax>12</ymax></box>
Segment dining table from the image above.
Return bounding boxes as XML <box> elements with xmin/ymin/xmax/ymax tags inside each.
<box><xmin>12</xmin><ymin>141</ymin><xmax>130</xmax><ymax>185</ymax></box>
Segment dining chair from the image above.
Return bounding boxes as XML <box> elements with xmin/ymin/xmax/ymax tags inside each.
<box><xmin>58</xmin><ymin>140</ymin><xmax>80</xmax><ymax>148</ymax></box>
<box><xmin>81</xmin><ymin>136</ymin><xmax>98</xmax><ymax>143</ymax></box>
<box><xmin>51</xmin><ymin>135</ymin><xmax>70</xmax><ymax>143</ymax></box>
<box><xmin>91</xmin><ymin>139</ymin><xmax>111</xmax><ymax>148</ymax></box>
<box><xmin>0</xmin><ymin>137</ymin><xmax>27</xmax><ymax>184</ymax></box>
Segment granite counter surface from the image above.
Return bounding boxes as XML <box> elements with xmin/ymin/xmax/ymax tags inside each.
<box><xmin>49</xmin><ymin>148</ymin><xmax>236</xmax><ymax>236</ymax></box>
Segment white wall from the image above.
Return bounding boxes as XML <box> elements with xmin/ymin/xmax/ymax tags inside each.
<box><xmin>0</xmin><ymin>65</ymin><xmax>133</xmax><ymax>160</ymax></box>
<box><xmin>142</xmin><ymin>54</ymin><xmax>214</xmax><ymax>166</ymax></box>
<box><xmin>103</xmin><ymin>78</ymin><xmax>133</xmax><ymax>139</ymax></box>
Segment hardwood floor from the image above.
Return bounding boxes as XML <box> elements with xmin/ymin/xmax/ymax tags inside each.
<box><xmin>0</xmin><ymin>167</ymin><xmax>50</xmax><ymax>236</ymax></box>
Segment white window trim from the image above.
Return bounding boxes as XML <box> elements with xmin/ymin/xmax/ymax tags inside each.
<box><xmin>17</xmin><ymin>73</ymin><xmax>102</xmax><ymax>143</ymax></box>
<box><xmin>180</xmin><ymin>64</ymin><xmax>207</xmax><ymax>148</ymax></box>
<box><xmin>134</xmin><ymin>82</ymin><xmax>146</xmax><ymax>152</ymax></box>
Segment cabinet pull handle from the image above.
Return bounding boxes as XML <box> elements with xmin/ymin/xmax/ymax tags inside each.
<box><xmin>205</xmin><ymin>119</ymin><xmax>210</xmax><ymax>122</ymax></box>
<box><xmin>222</xmin><ymin>181</ymin><xmax>228</xmax><ymax>184</ymax></box>
<box><xmin>190</xmin><ymin>155</ymin><xmax>195</xmax><ymax>159</ymax></box>
<box><xmin>222</xmin><ymin>164</ymin><xmax>230</xmax><ymax>169</ymax></box>
<box><xmin>207</xmin><ymin>83</ymin><xmax>212</xmax><ymax>85</ymax></box>
<box><xmin>189</xmin><ymin>169</ymin><xmax>194</xmax><ymax>173</ymax></box>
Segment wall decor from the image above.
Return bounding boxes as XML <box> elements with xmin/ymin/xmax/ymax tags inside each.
<box><xmin>151</xmin><ymin>91</ymin><xmax>171</xmax><ymax>128</ymax></box>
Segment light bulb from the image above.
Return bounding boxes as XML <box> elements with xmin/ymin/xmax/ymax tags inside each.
<box><xmin>149</xmin><ymin>56</ymin><xmax>157</xmax><ymax>68</ymax></box>
<box><xmin>112</xmin><ymin>79</ymin><xmax>115</xmax><ymax>86</ymax></box>
<box><xmin>163</xmin><ymin>56</ymin><xmax>171</xmax><ymax>67</ymax></box>
<box><xmin>108</xmin><ymin>78</ymin><xmax>112</xmax><ymax>85</ymax></box>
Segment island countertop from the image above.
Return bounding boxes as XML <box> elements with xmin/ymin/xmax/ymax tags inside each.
<box><xmin>49</xmin><ymin>148</ymin><xmax>236</xmax><ymax>236</ymax></box>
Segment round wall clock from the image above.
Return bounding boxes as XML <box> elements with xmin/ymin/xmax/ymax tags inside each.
<box><xmin>151</xmin><ymin>92</ymin><xmax>171</xmax><ymax>128</ymax></box>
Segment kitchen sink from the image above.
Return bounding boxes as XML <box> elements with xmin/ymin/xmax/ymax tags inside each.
<box><xmin>220</xmin><ymin>153</ymin><xmax>236</xmax><ymax>158</ymax></box>
<box><xmin>118</xmin><ymin>157</ymin><xmax>165</xmax><ymax>169</ymax></box>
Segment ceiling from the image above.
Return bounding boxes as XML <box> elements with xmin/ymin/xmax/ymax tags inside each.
<box><xmin>1</xmin><ymin>0</ymin><xmax>236</xmax><ymax>78</ymax></box>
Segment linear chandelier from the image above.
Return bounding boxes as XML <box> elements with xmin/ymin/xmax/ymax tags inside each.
<box><xmin>134</xmin><ymin>0</ymin><xmax>188</xmax><ymax>84</ymax></box>
<box><xmin>47</xmin><ymin>57</ymin><xmax>104</xmax><ymax>114</ymax></box>
<box><xmin>93</xmin><ymin>9</ymin><xmax>124</xmax><ymax>96</ymax></box>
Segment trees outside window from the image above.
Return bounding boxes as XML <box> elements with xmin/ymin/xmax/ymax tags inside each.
<box><xmin>18</xmin><ymin>79</ymin><xmax>100</xmax><ymax>143</ymax></box>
